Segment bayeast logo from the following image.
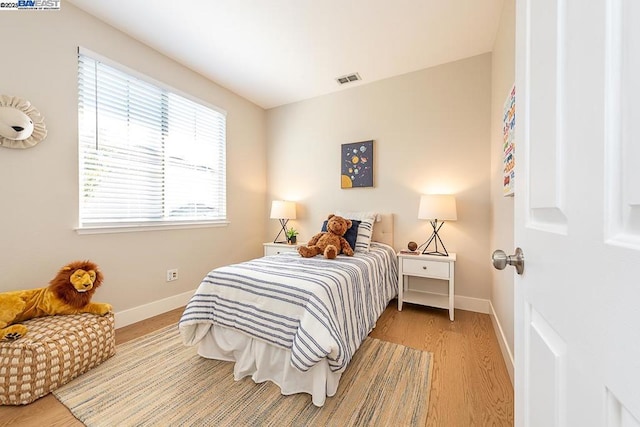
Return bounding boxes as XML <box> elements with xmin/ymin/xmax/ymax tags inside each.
<box><xmin>0</xmin><ymin>0</ymin><xmax>61</xmax><ymax>10</ymax></box>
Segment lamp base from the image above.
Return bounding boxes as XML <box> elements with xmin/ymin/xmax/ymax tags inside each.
<box><xmin>422</xmin><ymin>249</ymin><xmax>449</xmax><ymax>256</ymax></box>
<box><xmin>417</xmin><ymin>220</ymin><xmax>450</xmax><ymax>257</ymax></box>
<box><xmin>273</xmin><ymin>218</ymin><xmax>289</xmax><ymax>244</ymax></box>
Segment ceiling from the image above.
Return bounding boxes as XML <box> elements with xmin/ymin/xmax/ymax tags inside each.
<box><xmin>68</xmin><ymin>0</ymin><xmax>505</xmax><ymax>109</ymax></box>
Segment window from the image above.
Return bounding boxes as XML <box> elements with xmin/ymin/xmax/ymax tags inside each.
<box><xmin>77</xmin><ymin>48</ymin><xmax>226</xmax><ymax>230</ymax></box>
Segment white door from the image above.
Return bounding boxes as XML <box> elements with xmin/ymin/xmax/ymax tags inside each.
<box><xmin>512</xmin><ymin>0</ymin><xmax>640</xmax><ymax>426</ymax></box>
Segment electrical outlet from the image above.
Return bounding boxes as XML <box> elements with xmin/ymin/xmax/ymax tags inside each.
<box><xmin>166</xmin><ymin>269</ymin><xmax>178</xmax><ymax>282</ymax></box>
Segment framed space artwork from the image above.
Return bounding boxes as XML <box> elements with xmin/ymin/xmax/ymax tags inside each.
<box><xmin>341</xmin><ymin>140</ymin><xmax>374</xmax><ymax>188</ymax></box>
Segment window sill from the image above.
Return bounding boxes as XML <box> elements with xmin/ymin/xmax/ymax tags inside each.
<box><xmin>75</xmin><ymin>220</ymin><xmax>230</xmax><ymax>235</ymax></box>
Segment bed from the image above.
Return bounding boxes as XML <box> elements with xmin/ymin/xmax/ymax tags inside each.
<box><xmin>179</xmin><ymin>213</ymin><xmax>397</xmax><ymax>406</ymax></box>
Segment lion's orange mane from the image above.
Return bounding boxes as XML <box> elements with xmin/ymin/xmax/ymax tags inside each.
<box><xmin>49</xmin><ymin>260</ymin><xmax>104</xmax><ymax>309</ymax></box>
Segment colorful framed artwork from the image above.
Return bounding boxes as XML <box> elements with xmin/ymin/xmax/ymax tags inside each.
<box><xmin>341</xmin><ymin>140</ymin><xmax>374</xmax><ymax>188</ymax></box>
<box><xmin>503</xmin><ymin>84</ymin><xmax>515</xmax><ymax>196</ymax></box>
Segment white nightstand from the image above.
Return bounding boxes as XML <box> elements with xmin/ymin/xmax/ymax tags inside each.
<box><xmin>397</xmin><ymin>252</ymin><xmax>456</xmax><ymax>321</ymax></box>
<box><xmin>263</xmin><ymin>242</ymin><xmax>300</xmax><ymax>256</ymax></box>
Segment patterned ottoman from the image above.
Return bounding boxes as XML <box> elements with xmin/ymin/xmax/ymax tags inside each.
<box><xmin>0</xmin><ymin>312</ymin><xmax>115</xmax><ymax>405</ymax></box>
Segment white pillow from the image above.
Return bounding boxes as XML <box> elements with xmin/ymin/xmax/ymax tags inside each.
<box><xmin>335</xmin><ymin>211</ymin><xmax>378</xmax><ymax>252</ymax></box>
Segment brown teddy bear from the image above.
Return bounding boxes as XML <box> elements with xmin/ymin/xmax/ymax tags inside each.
<box><xmin>298</xmin><ymin>214</ymin><xmax>355</xmax><ymax>259</ymax></box>
<box><xmin>0</xmin><ymin>260</ymin><xmax>112</xmax><ymax>341</ymax></box>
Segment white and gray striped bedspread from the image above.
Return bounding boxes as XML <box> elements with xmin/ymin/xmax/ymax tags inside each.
<box><xmin>179</xmin><ymin>242</ymin><xmax>398</xmax><ymax>373</ymax></box>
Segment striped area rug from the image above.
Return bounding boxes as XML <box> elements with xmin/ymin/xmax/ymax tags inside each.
<box><xmin>54</xmin><ymin>324</ymin><xmax>432</xmax><ymax>426</ymax></box>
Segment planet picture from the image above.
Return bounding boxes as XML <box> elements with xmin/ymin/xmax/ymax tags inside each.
<box><xmin>341</xmin><ymin>140</ymin><xmax>373</xmax><ymax>188</ymax></box>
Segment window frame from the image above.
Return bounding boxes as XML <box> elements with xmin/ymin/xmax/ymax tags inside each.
<box><xmin>76</xmin><ymin>47</ymin><xmax>228</xmax><ymax>234</ymax></box>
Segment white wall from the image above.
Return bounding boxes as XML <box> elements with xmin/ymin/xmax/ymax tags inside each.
<box><xmin>0</xmin><ymin>3</ymin><xmax>267</xmax><ymax>323</ymax></box>
<box><xmin>490</xmin><ymin>0</ymin><xmax>516</xmax><ymax>381</ymax></box>
<box><xmin>266</xmin><ymin>54</ymin><xmax>493</xmax><ymax>304</ymax></box>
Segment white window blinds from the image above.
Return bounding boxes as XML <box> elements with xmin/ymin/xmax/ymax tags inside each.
<box><xmin>77</xmin><ymin>48</ymin><xmax>226</xmax><ymax>228</ymax></box>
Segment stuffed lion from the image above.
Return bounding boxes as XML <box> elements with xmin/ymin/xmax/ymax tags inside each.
<box><xmin>0</xmin><ymin>260</ymin><xmax>112</xmax><ymax>341</ymax></box>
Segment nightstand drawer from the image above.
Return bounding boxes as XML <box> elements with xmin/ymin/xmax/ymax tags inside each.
<box><xmin>402</xmin><ymin>258</ymin><xmax>450</xmax><ymax>279</ymax></box>
<box><xmin>263</xmin><ymin>243</ymin><xmax>300</xmax><ymax>256</ymax></box>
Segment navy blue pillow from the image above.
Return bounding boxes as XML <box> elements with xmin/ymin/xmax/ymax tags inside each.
<box><xmin>321</xmin><ymin>219</ymin><xmax>361</xmax><ymax>251</ymax></box>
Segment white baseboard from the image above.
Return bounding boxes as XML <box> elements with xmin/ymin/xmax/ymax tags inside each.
<box><xmin>488</xmin><ymin>300</ymin><xmax>515</xmax><ymax>384</ymax></box>
<box><xmin>114</xmin><ymin>290</ymin><xmax>194</xmax><ymax>329</ymax></box>
<box><xmin>454</xmin><ymin>295</ymin><xmax>491</xmax><ymax>314</ymax></box>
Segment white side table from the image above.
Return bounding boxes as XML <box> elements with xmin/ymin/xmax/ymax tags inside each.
<box><xmin>263</xmin><ymin>242</ymin><xmax>300</xmax><ymax>256</ymax></box>
<box><xmin>397</xmin><ymin>252</ymin><xmax>456</xmax><ymax>321</ymax></box>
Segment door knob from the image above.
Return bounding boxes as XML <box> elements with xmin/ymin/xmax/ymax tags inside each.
<box><xmin>492</xmin><ymin>248</ymin><xmax>525</xmax><ymax>275</ymax></box>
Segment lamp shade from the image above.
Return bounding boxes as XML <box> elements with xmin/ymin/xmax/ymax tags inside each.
<box><xmin>270</xmin><ymin>200</ymin><xmax>296</xmax><ymax>219</ymax></box>
<box><xmin>418</xmin><ymin>194</ymin><xmax>457</xmax><ymax>221</ymax></box>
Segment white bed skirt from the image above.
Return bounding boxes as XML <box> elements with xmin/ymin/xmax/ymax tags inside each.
<box><xmin>197</xmin><ymin>324</ymin><xmax>342</xmax><ymax>407</ymax></box>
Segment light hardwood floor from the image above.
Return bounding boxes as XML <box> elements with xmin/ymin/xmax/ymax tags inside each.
<box><xmin>0</xmin><ymin>303</ymin><xmax>513</xmax><ymax>426</ymax></box>
<box><xmin>369</xmin><ymin>304</ymin><xmax>514</xmax><ymax>426</ymax></box>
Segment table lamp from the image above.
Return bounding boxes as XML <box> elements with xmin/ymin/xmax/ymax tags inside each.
<box><xmin>270</xmin><ymin>200</ymin><xmax>296</xmax><ymax>243</ymax></box>
<box><xmin>417</xmin><ymin>194</ymin><xmax>457</xmax><ymax>256</ymax></box>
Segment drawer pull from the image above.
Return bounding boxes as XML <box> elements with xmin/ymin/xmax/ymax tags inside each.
<box><xmin>422</xmin><ymin>266</ymin><xmax>427</xmax><ymax>270</ymax></box>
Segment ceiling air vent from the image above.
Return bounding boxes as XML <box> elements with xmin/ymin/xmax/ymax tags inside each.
<box><xmin>336</xmin><ymin>73</ymin><xmax>362</xmax><ymax>85</ymax></box>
